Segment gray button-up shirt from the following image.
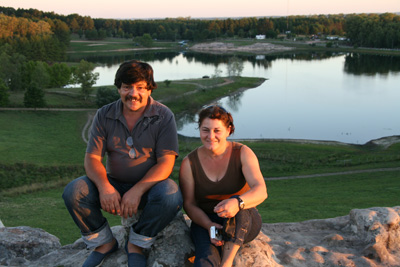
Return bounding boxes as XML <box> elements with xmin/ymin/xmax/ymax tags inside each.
<box><xmin>87</xmin><ymin>97</ymin><xmax>179</xmax><ymax>183</ymax></box>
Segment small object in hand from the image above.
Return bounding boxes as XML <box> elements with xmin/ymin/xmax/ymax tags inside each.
<box><xmin>210</xmin><ymin>226</ymin><xmax>222</xmax><ymax>240</ymax></box>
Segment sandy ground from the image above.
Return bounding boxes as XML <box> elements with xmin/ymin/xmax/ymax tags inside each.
<box><xmin>189</xmin><ymin>42</ymin><xmax>295</xmax><ymax>54</ymax></box>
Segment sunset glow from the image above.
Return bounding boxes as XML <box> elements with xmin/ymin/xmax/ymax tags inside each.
<box><xmin>2</xmin><ymin>0</ymin><xmax>399</xmax><ymax>19</ymax></box>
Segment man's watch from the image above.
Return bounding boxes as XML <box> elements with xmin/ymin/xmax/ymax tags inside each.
<box><xmin>235</xmin><ymin>196</ymin><xmax>245</xmax><ymax>210</ymax></box>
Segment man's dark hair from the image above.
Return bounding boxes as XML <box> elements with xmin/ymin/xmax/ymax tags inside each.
<box><xmin>114</xmin><ymin>60</ymin><xmax>157</xmax><ymax>91</ymax></box>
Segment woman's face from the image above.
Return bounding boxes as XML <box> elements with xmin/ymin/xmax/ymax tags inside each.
<box><xmin>199</xmin><ymin>118</ymin><xmax>231</xmax><ymax>151</ymax></box>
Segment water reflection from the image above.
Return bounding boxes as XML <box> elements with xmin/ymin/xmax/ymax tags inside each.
<box><xmin>67</xmin><ymin>51</ymin><xmax>400</xmax><ymax>144</ymax></box>
<box><xmin>344</xmin><ymin>53</ymin><xmax>400</xmax><ymax>76</ymax></box>
<box><xmin>68</xmin><ymin>51</ymin><xmax>400</xmax><ymax>76</ymax></box>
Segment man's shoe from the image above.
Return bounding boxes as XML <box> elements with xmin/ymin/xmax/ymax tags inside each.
<box><xmin>125</xmin><ymin>241</ymin><xmax>147</xmax><ymax>267</ymax></box>
<box><xmin>82</xmin><ymin>239</ymin><xmax>119</xmax><ymax>267</ymax></box>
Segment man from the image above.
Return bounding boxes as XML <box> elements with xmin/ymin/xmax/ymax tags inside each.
<box><xmin>63</xmin><ymin>60</ymin><xmax>182</xmax><ymax>267</ymax></box>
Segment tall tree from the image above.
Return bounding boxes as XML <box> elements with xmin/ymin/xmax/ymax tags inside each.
<box><xmin>72</xmin><ymin>60</ymin><xmax>99</xmax><ymax>100</ymax></box>
<box><xmin>47</xmin><ymin>63</ymin><xmax>72</xmax><ymax>88</ymax></box>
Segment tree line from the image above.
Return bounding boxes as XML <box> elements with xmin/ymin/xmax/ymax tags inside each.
<box><xmin>0</xmin><ymin>13</ymin><xmax>70</xmax><ymax>61</ymax></box>
<box><xmin>1</xmin><ymin>6</ymin><xmax>400</xmax><ymax>49</ymax></box>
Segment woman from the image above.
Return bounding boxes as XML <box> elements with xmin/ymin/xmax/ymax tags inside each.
<box><xmin>179</xmin><ymin>105</ymin><xmax>268</xmax><ymax>267</ymax></box>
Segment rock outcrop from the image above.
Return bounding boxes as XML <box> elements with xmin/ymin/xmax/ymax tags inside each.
<box><xmin>263</xmin><ymin>206</ymin><xmax>400</xmax><ymax>266</ymax></box>
<box><xmin>1</xmin><ymin>207</ymin><xmax>399</xmax><ymax>266</ymax></box>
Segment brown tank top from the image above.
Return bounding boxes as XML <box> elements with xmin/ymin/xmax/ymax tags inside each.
<box><xmin>188</xmin><ymin>142</ymin><xmax>250</xmax><ymax>214</ymax></box>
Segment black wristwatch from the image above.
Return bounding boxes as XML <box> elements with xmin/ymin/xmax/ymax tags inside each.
<box><xmin>235</xmin><ymin>196</ymin><xmax>245</xmax><ymax>210</ymax></box>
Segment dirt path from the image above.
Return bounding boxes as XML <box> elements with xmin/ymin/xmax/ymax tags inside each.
<box><xmin>267</xmin><ymin>167</ymin><xmax>400</xmax><ymax>181</ymax></box>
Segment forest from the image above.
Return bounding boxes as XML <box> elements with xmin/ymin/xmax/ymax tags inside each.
<box><xmin>1</xmin><ymin>6</ymin><xmax>400</xmax><ymax>50</ymax></box>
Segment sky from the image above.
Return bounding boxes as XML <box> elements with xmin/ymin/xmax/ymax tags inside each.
<box><xmin>1</xmin><ymin>0</ymin><xmax>399</xmax><ymax>19</ymax></box>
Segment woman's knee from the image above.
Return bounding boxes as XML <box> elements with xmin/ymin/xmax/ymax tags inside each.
<box><xmin>194</xmin><ymin>244</ymin><xmax>220</xmax><ymax>267</ymax></box>
<box><xmin>237</xmin><ymin>208</ymin><xmax>262</xmax><ymax>244</ymax></box>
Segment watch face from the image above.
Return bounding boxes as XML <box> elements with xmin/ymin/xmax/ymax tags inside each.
<box><xmin>237</xmin><ymin>197</ymin><xmax>245</xmax><ymax>210</ymax></box>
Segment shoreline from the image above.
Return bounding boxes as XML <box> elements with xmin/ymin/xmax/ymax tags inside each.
<box><xmin>234</xmin><ymin>135</ymin><xmax>400</xmax><ymax>148</ymax></box>
<box><xmin>178</xmin><ymin>134</ymin><xmax>400</xmax><ymax>148</ymax></box>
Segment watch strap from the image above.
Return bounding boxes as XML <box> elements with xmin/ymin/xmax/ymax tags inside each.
<box><xmin>234</xmin><ymin>196</ymin><xmax>245</xmax><ymax>210</ymax></box>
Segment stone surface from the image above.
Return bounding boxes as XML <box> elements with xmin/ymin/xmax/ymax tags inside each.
<box><xmin>263</xmin><ymin>206</ymin><xmax>400</xmax><ymax>267</ymax></box>
<box><xmin>1</xmin><ymin>207</ymin><xmax>400</xmax><ymax>266</ymax></box>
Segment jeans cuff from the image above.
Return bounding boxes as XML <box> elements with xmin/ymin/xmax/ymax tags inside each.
<box><xmin>129</xmin><ymin>227</ymin><xmax>155</xmax><ymax>249</ymax></box>
<box><xmin>82</xmin><ymin>221</ymin><xmax>114</xmax><ymax>249</ymax></box>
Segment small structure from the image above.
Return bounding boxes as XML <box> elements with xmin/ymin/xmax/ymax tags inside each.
<box><xmin>326</xmin><ymin>36</ymin><xmax>338</xmax><ymax>40</ymax></box>
<box><xmin>255</xmin><ymin>35</ymin><xmax>266</xmax><ymax>40</ymax></box>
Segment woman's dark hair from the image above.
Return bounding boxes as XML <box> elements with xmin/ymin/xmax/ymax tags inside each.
<box><xmin>114</xmin><ymin>60</ymin><xmax>157</xmax><ymax>91</ymax></box>
<box><xmin>198</xmin><ymin>105</ymin><xmax>235</xmax><ymax>136</ymax></box>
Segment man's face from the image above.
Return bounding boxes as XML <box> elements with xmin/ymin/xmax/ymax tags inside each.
<box><xmin>118</xmin><ymin>81</ymin><xmax>151</xmax><ymax>113</ymax></box>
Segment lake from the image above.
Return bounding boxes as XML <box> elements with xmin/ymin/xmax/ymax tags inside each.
<box><xmin>71</xmin><ymin>51</ymin><xmax>400</xmax><ymax>144</ymax></box>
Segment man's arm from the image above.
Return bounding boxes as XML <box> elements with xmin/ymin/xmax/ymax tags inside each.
<box><xmin>84</xmin><ymin>153</ymin><xmax>121</xmax><ymax>215</ymax></box>
<box><xmin>120</xmin><ymin>154</ymin><xmax>176</xmax><ymax>218</ymax></box>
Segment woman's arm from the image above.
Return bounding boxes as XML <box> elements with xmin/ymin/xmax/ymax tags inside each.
<box><xmin>238</xmin><ymin>145</ymin><xmax>268</xmax><ymax>207</ymax></box>
<box><xmin>179</xmin><ymin>156</ymin><xmax>225</xmax><ymax>246</ymax></box>
<box><xmin>179</xmin><ymin>156</ymin><xmax>215</xmax><ymax>229</ymax></box>
<box><xmin>214</xmin><ymin>145</ymin><xmax>267</xmax><ymax>217</ymax></box>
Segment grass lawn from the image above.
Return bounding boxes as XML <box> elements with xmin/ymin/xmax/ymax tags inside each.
<box><xmin>68</xmin><ymin>38</ymin><xmax>179</xmax><ymax>54</ymax></box>
<box><xmin>260</xmin><ymin>171</ymin><xmax>400</xmax><ymax>223</ymax></box>
<box><xmin>0</xmin><ymin>170</ymin><xmax>398</xmax><ymax>245</ymax></box>
<box><xmin>0</xmin><ymin>110</ymin><xmax>88</xmax><ymax>166</ymax></box>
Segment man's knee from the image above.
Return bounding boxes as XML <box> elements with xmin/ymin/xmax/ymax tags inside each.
<box><xmin>62</xmin><ymin>176</ymin><xmax>94</xmax><ymax>206</ymax></box>
<box><xmin>152</xmin><ymin>179</ymin><xmax>183</xmax><ymax>209</ymax></box>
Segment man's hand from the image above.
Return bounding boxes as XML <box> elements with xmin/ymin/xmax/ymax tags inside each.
<box><xmin>99</xmin><ymin>184</ymin><xmax>121</xmax><ymax>215</ymax></box>
<box><xmin>120</xmin><ymin>186</ymin><xmax>143</xmax><ymax>219</ymax></box>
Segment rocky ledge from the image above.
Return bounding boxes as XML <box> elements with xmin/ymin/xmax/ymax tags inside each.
<box><xmin>1</xmin><ymin>206</ymin><xmax>399</xmax><ymax>266</ymax></box>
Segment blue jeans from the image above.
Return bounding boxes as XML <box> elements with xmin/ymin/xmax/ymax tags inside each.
<box><xmin>62</xmin><ymin>175</ymin><xmax>182</xmax><ymax>249</ymax></box>
<box><xmin>190</xmin><ymin>209</ymin><xmax>261</xmax><ymax>267</ymax></box>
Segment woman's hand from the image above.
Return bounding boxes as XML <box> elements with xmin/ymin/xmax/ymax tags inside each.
<box><xmin>209</xmin><ymin>223</ymin><xmax>224</xmax><ymax>246</ymax></box>
<box><xmin>213</xmin><ymin>198</ymin><xmax>239</xmax><ymax>218</ymax></box>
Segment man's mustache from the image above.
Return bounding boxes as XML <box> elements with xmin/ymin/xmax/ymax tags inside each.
<box><xmin>125</xmin><ymin>95</ymin><xmax>142</xmax><ymax>102</ymax></box>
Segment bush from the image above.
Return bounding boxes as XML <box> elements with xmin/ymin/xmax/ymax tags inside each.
<box><xmin>0</xmin><ymin>163</ymin><xmax>84</xmax><ymax>191</ymax></box>
<box><xmin>24</xmin><ymin>83</ymin><xmax>46</xmax><ymax>108</ymax></box>
<box><xmin>0</xmin><ymin>79</ymin><xmax>9</xmax><ymax>107</ymax></box>
<box><xmin>135</xmin><ymin>33</ymin><xmax>153</xmax><ymax>47</ymax></box>
<box><xmin>164</xmin><ymin>80</ymin><xmax>171</xmax><ymax>87</ymax></box>
<box><xmin>96</xmin><ymin>86</ymin><xmax>120</xmax><ymax>107</ymax></box>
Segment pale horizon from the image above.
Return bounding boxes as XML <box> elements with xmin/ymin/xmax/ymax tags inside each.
<box><xmin>1</xmin><ymin>0</ymin><xmax>399</xmax><ymax>20</ymax></box>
